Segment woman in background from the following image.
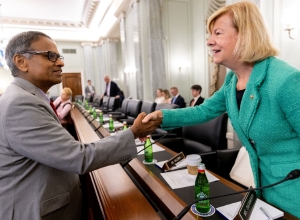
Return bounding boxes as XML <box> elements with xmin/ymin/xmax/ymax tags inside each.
<box><xmin>54</xmin><ymin>87</ymin><xmax>73</xmax><ymax>125</ymax></box>
<box><xmin>162</xmin><ymin>89</ymin><xmax>172</xmax><ymax>104</ymax></box>
<box><xmin>143</xmin><ymin>1</ymin><xmax>300</xmax><ymax>217</ymax></box>
<box><xmin>154</xmin><ymin>88</ymin><xmax>165</xmax><ymax>104</ymax></box>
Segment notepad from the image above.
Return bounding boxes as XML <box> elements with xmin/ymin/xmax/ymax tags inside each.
<box><xmin>216</xmin><ymin>199</ymin><xmax>284</xmax><ymax>220</ymax></box>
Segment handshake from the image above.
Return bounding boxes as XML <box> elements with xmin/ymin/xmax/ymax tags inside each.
<box><xmin>130</xmin><ymin>110</ymin><xmax>163</xmax><ymax>139</ymax></box>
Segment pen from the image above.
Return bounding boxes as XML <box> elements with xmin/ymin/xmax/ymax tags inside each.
<box><xmin>260</xmin><ymin>207</ymin><xmax>273</xmax><ymax>220</ymax></box>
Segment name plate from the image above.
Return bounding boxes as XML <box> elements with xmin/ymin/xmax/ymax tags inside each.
<box><xmin>162</xmin><ymin>152</ymin><xmax>185</xmax><ymax>171</ymax></box>
<box><xmin>234</xmin><ymin>188</ymin><xmax>257</xmax><ymax>220</ymax></box>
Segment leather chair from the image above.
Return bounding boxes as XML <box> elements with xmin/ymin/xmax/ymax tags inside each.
<box><xmin>119</xmin><ymin>99</ymin><xmax>142</xmax><ymax>125</ymax></box>
<box><xmin>102</xmin><ymin>97</ymin><xmax>117</xmax><ymax>113</ymax></box>
<box><xmin>141</xmin><ymin>101</ymin><xmax>157</xmax><ymax>115</ymax></box>
<box><xmin>158</xmin><ymin>113</ymin><xmax>228</xmax><ymax>172</ymax></box>
<box><xmin>109</xmin><ymin>98</ymin><xmax>130</xmax><ymax>120</ymax></box>
<box><xmin>216</xmin><ymin>148</ymin><xmax>240</xmax><ymax>181</ymax></box>
<box><xmin>50</xmin><ymin>96</ymin><xmax>59</xmax><ymax>102</ymax></box>
<box><xmin>155</xmin><ymin>103</ymin><xmax>178</xmax><ymax>111</ymax></box>
<box><xmin>95</xmin><ymin>96</ymin><xmax>109</xmax><ymax>111</ymax></box>
<box><xmin>75</xmin><ymin>95</ymin><xmax>84</xmax><ymax>102</ymax></box>
<box><xmin>89</xmin><ymin>95</ymin><xmax>102</xmax><ymax>107</ymax></box>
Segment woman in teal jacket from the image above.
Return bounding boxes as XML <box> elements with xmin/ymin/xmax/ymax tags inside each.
<box><xmin>143</xmin><ymin>1</ymin><xmax>300</xmax><ymax>218</ymax></box>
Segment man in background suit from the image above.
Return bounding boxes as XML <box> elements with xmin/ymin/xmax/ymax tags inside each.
<box><xmin>0</xmin><ymin>31</ymin><xmax>160</xmax><ymax>220</ymax></box>
<box><xmin>170</xmin><ymin>86</ymin><xmax>186</xmax><ymax>108</ymax></box>
<box><xmin>189</xmin><ymin>84</ymin><xmax>204</xmax><ymax>107</ymax></box>
<box><xmin>102</xmin><ymin>75</ymin><xmax>120</xmax><ymax>98</ymax></box>
<box><xmin>85</xmin><ymin>79</ymin><xmax>95</xmax><ymax>98</ymax></box>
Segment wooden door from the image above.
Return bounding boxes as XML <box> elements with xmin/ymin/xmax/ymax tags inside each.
<box><xmin>62</xmin><ymin>73</ymin><xmax>82</xmax><ymax>101</ymax></box>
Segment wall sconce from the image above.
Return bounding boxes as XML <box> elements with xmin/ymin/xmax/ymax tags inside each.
<box><xmin>124</xmin><ymin>66</ymin><xmax>136</xmax><ymax>74</ymax></box>
<box><xmin>282</xmin><ymin>6</ymin><xmax>300</xmax><ymax>40</ymax></box>
<box><xmin>178</xmin><ymin>60</ymin><xmax>190</xmax><ymax>72</ymax></box>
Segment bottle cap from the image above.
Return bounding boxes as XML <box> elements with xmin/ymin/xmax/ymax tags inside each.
<box><xmin>123</xmin><ymin>121</ymin><xmax>127</xmax><ymax>125</ymax></box>
<box><xmin>109</xmin><ymin>114</ymin><xmax>112</xmax><ymax>117</ymax></box>
<box><xmin>198</xmin><ymin>163</ymin><xmax>205</xmax><ymax>170</ymax></box>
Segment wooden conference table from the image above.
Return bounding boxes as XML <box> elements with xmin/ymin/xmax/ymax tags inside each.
<box><xmin>70</xmin><ymin>106</ymin><xmax>297</xmax><ymax>220</ymax></box>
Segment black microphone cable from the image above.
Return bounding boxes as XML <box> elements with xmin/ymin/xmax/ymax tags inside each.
<box><xmin>173</xmin><ymin>169</ymin><xmax>300</xmax><ymax>220</ymax></box>
<box><xmin>121</xmin><ymin>129</ymin><xmax>174</xmax><ymax>168</ymax></box>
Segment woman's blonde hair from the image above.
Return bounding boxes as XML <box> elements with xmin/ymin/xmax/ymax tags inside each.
<box><xmin>63</xmin><ymin>87</ymin><xmax>72</xmax><ymax>97</ymax></box>
<box><xmin>207</xmin><ymin>1</ymin><xmax>278</xmax><ymax>63</ymax></box>
<box><xmin>163</xmin><ymin>89</ymin><xmax>171</xmax><ymax>99</ymax></box>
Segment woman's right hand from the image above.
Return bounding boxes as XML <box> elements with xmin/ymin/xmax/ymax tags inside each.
<box><xmin>142</xmin><ymin>110</ymin><xmax>163</xmax><ymax>123</ymax></box>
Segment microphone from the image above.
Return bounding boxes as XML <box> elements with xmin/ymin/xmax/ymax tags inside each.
<box><xmin>121</xmin><ymin>129</ymin><xmax>174</xmax><ymax>168</ymax></box>
<box><xmin>173</xmin><ymin>169</ymin><xmax>300</xmax><ymax>220</ymax></box>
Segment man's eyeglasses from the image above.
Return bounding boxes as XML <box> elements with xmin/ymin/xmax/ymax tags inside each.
<box><xmin>20</xmin><ymin>51</ymin><xmax>64</xmax><ymax>62</ymax></box>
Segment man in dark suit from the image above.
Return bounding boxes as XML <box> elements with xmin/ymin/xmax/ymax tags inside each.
<box><xmin>102</xmin><ymin>75</ymin><xmax>121</xmax><ymax>98</ymax></box>
<box><xmin>170</xmin><ymin>86</ymin><xmax>186</xmax><ymax>108</ymax></box>
<box><xmin>189</xmin><ymin>84</ymin><xmax>204</xmax><ymax>107</ymax></box>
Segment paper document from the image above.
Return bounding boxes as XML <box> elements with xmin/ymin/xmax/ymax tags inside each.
<box><xmin>160</xmin><ymin>169</ymin><xmax>219</xmax><ymax>189</ymax></box>
<box><xmin>216</xmin><ymin>199</ymin><xmax>284</xmax><ymax>220</ymax></box>
<box><xmin>155</xmin><ymin>159</ymin><xmax>187</xmax><ymax>171</ymax></box>
<box><xmin>137</xmin><ymin>144</ymin><xmax>165</xmax><ymax>155</ymax></box>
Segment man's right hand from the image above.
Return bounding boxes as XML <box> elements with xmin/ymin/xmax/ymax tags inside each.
<box><xmin>142</xmin><ymin>110</ymin><xmax>163</xmax><ymax>123</ymax></box>
<box><xmin>130</xmin><ymin>112</ymin><xmax>162</xmax><ymax>139</ymax></box>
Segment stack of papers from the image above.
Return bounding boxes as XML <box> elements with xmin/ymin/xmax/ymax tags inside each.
<box><xmin>216</xmin><ymin>199</ymin><xmax>284</xmax><ymax>220</ymax></box>
<box><xmin>160</xmin><ymin>169</ymin><xmax>219</xmax><ymax>189</ymax></box>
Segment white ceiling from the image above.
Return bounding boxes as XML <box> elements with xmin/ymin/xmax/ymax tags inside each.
<box><xmin>0</xmin><ymin>0</ymin><xmax>122</xmax><ymax>43</ymax></box>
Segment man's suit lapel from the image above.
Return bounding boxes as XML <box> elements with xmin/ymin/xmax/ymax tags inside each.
<box><xmin>12</xmin><ymin>77</ymin><xmax>60</xmax><ymax>123</ymax></box>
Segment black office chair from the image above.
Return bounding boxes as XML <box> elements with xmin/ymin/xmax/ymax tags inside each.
<box><xmin>89</xmin><ymin>95</ymin><xmax>102</xmax><ymax>107</ymax></box>
<box><xmin>155</xmin><ymin>103</ymin><xmax>178</xmax><ymax>111</ymax></box>
<box><xmin>75</xmin><ymin>95</ymin><xmax>84</xmax><ymax>102</ymax></box>
<box><xmin>119</xmin><ymin>99</ymin><xmax>142</xmax><ymax>125</ymax></box>
<box><xmin>158</xmin><ymin>113</ymin><xmax>228</xmax><ymax>172</ymax></box>
<box><xmin>108</xmin><ymin>98</ymin><xmax>130</xmax><ymax>120</ymax></box>
<box><xmin>85</xmin><ymin>94</ymin><xmax>93</xmax><ymax>102</ymax></box>
<box><xmin>102</xmin><ymin>97</ymin><xmax>117</xmax><ymax>113</ymax></box>
<box><xmin>141</xmin><ymin>101</ymin><xmax>157</xmax><ymax>115</ymax></box>
<box><xmin>95</xmin><ymin>96</ymin><xmax>110</xmax><ymax>111</ymax></box>
<box><xmin>50</xmin><ymin>96</ymin><xmax>59</xmax><ymax>102</ymax></box>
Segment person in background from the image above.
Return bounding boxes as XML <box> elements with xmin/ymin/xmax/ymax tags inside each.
<box><xmin>170</xmin><ymin>86</ymin><xmax>185</xmax><ymax>108</ymax></box>
<box><xmin>162</xmin><ymin>89</ymin><xmax>171</xmax><ymax>104</ymax></box>
<box><xmin>0</xmin><ymin>31</ymin><xmax>161</xmax><ymax>219</ymax></box>
<box><xmin>142</xmin><ymin>1</ymin><xmax>300</xmax><ymax>218</ymax></box>
<box><xmin>189</xmin><ymin>84</ymin><xmax>204</xmax><ymax>107</ymax></box>
<box><xmin>102</xmin><ymin>75</ymin><xmax>120</xmax><ymax>98</ymax></box>
<box><xmin>53</xmin><ymin>87</ymin><xmax>72</xmax><ymax>125</ymax></box>
<box><xmin>85</xmin><ymin>79</ymin><xmax>95</xmax><ymax>99</ymax></box>
<box><xmin>154</xmin><ymin>88</ymin><xmax>165</xmax><ymax>104</ymax></box>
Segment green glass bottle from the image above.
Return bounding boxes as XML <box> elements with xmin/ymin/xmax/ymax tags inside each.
<box><xmin>123</xmin><ymin>121</ymin><xmax>128</xmax><ymax>130</ymax></box>
<box><xmin>108</xmin><ymin>114</ymin><xmax>114</xmax><ymax>132</ymax></box>
<box><xmin>92</xmin><ymin>108</ymin><xmax>97</xmax><ymax>119</ymax></box>
<box><xmin>195</xmin><ymin>163</ymin><xmax>210</xmax><ymax>213</ymax></box>
<box><xmin>144</xmin><ymin>136</ymin><xmax>153</xmax><ymax>163</ymax></box>
<box><xmin>98</xmin><ymin>110</ymin><xmax>104</xmax><ymax>125</ymax></box>
<box><xmin>89</xmin><ymin>105</ymin><xmax>93</xmax><ymax>114</ymax></box>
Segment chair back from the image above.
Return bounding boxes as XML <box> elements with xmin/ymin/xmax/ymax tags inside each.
<box><xmin>120</xmin><ymin>99</ymin><xmax>130</xmax><ymax>113</ymax></box>
<box><xmin>155</xmin><ymin>103</ymin><xmax>178</xmax><ymax>110</ymax></box>
<box><xmin>126</xmin><ymin>99</ymin><xmax>142</xmax><ymax>119</ymax></box>
<box><xmin>101</xmin><ymin>96</ymin><xmax>110</xmax><ymax>108</ymax></box>
<box><xmin>85</xmin><ymin>94</ymin><xmax>93</xmax><ymax>102</ymax></box>
<box><xmin>92</xmin><ymin>95</ymin><xmax>102</xmax><ymax>106</ymax></box>
<box><xmin>182</xmin><ymin>113</ymin><xmax>228</xmax><ymax>154</ymax></box>
<box><xmin>75</xmin><ymin>95</ymin><xmax>84</xmax><ymax>102</ymax></box>
<box><xmin>50</xmin><ymin>96</ymin><xmax>59</xmax><ymax>102</ymax></box>
<box><xmin>141</xmin><ymin>101</ymin><xmax>157</xmax><ymax>115</ymax></box>
<box><xmin>107</xmin><ymin>97</ymin><xmax>116</xmax><ymax>111</ymax></box>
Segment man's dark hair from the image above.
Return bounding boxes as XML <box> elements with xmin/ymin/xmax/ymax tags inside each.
<box><xmin>191</xmin><ymin>85</ymin><xmax>202</xmax><ymax>93</ymax></box>
<box><xmin>5</xmin><ymin>31</ymin><xmax>52</xmax><ymax>77</ymax></box>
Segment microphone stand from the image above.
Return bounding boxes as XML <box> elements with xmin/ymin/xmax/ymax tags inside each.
<box><xmin>173</xmin><ymin>169</ymin><xmax>300</xmax><ymax>220</ymax></box>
